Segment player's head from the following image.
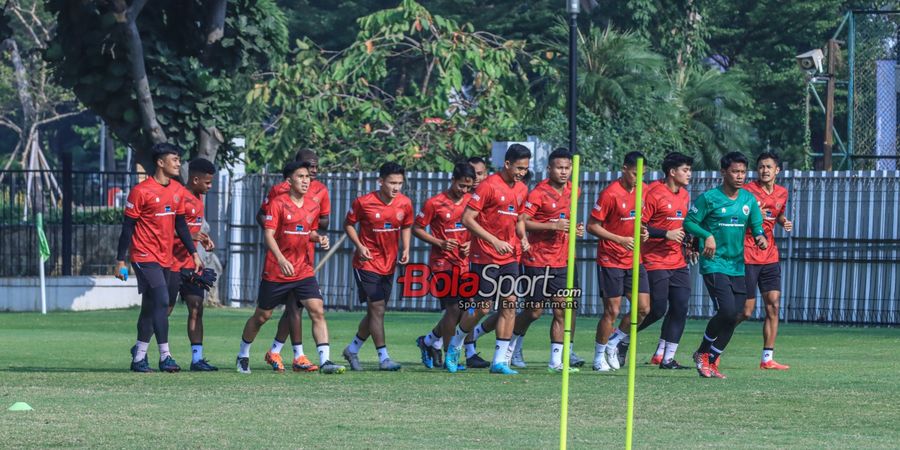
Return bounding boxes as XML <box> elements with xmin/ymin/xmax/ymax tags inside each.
<box><xmin>662</xmin><ymin>152</ymin><xmax>693</xmax><ymax>188</ymax></box>
<box><xmin>547</xmin><ymin>148</ymin><xmax>573</xmax><ymax>185</ymax></box>
<box><xmin>378</xmin><ymin>162</ymin><xmax>405</xmax><ymax>198</ymax></box>
<box><xmin>756</xmin><ymin>151</ymin><xmax>781</xmax><ymax>183</ymax></box>
<box><xmin>283</xmin><ymin>160</ymin><xmax>312</xmax><ymax>195</ymax></box>
<box><xmin>720</xmin><ymin>151</ymin><xmax>749</xmax><ymax>189</ymax></box>
<box><xmin>152</xmin><ymin>143</ymin><xmax>182</xmax><ymax>178</ymax></box>
<box><xmin>621</xmin><ymin>151</ymin><xmax>645</xmax><ymax>186</ymax></box>
<box><xmin>467</xmin><ymin>156</ymin><xmax>488</xmax><ymax>187</ymax></box>
<box><xmin>503</xmin><ymin>144</ymin><xmax>531</xmax><ymax>183</ymax></box>
<box><xmin>187</xmin><ymin>158</ymin><xmax>216</xmax><ymax>195</ymax></box>
<box><xmin>294</xmin><ymin>148</ymin><xmax>319</xmax><ymax>179</ymax></box>
<box><xmin>450</xmin><ymin>162</ymin><xmax>476</xmax><ymax>197</ymax></box>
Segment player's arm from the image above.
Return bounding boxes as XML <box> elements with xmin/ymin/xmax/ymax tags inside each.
<box><xmin>317</xmin><ymin>215</ymin><xmax>330</xmax><ymax>232</ymax></box>
<box><xmin>175</xmin><ymin>214</ymin><xmax>203</xmax><ymax>271</ymax></box>
<box><xmin>586</xmin><ymin>217</ymin><xmax>635</xmax><ymax>251</ymax></box>
<box><xmin>400</xmin><ymin>225</ymin><xmax>411</xmax><ymax>264</ymax></box>
<box><xmin>748</xmin><ymin>201</ymin><xmax>767</xmax><ymax>249</ymax></box>
<box><xmin>462</xmin><ymin>206</ymin><xmax>513</xmax><ymax>255</ymax></box>
<box><xmin>777</xmin><ymin>213</ymin><xmax>793</xmax><ymax>232</ymax></box>
<box><xmin>263</xmin><ymin>228</ymin><xmax>294</xmax><ymax>277</ymax></box>
<box><xmin>344</xmin><ymin>202</ymin><xmax>371</xmax><ymax>261</ymax></box>
<box><xmin>684</xmin><ymin>194</ymin><xmax>715</xmax><ymax>257</ymax></box>
<box><xmin>255</xmin><ymin>205</ymin><xmax>267</xmax><ymax>229</ymax></box>
<box><xmin>516</xmin><ymin>213</ymin><xmax>530</xmax><ymax>253</ymax></box>
<box><xmin>114</xmin><ymin>216</ymin><xmax>137</xmax><ymax>280</ymax></box>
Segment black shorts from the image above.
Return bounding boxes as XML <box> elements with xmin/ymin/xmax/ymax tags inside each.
<box><xmin>354</xmin><ymin>268</ymin><xmax>394</xmax><ymax>303</ymax></box>
<box><xmin>166</xmin><ymin>268</ymin><xmax>206</xmax><ymax>306</ymax></box>
<box><xmin>257</xmin><ymin>277</ymin><xmax>323</xmax><ymax>310</ymax></box>
<box><xmin>647</xmin><ymin>267</ymin><xmax>691</xmax><ymax>298</ymax></box>
<box><xmin>522</xmin><ymin>266</ymin><xmax>577</xmax><ymax>303</ymax></box>
<box><xmin>598</xmin><ymin>265</ymin><xmax>649</xmax><ymax>298</ymax></box>
<box><xmin>470</xmin><ymin>262</ymin><xmax>519</xmax><ymax>303</ymax></box>
<box><xmin>431</xmin><ymin>271</ymin><xmax>463</xmax><ymax>309</ymax></box>
<box><xmin>702</xmin><ymin>273</ymin><xmax>747</xmax><ymax>309</ymax></box>
<box><xmin>132</xmin><ymin>262</ymin><xmax>172</xmax><ymax>297</ymax></box>
<box><xmin>745</xmin><ymin>263</ymin><xmax>781</xmax><ymax>298</ymax></box>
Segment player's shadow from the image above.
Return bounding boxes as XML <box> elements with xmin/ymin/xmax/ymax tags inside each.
<box><xmin>1</xmin><ymin>366</ymin><xmax>131</xmax><ymax>373</ymax></box>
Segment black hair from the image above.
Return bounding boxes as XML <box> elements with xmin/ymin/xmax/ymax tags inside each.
<box><xmin>548</xmin><ymin>147</ymin><xmax>573</xmax><ymax>166</ymax></box>
<box><xmin>661</xmin><ymin>152</ymin><xmax>693</xmax><ymax>177</ymax></box>
<box><xmin>283</xmin><ymin>160</ymin><xmax>312</xmax><ymax>179</ymax></box>
<box><xmin>188</xmin><ymin>158</ymin><xmax>216</xmax><ymax>176</ymax></box>
<box><xmin>504</xmin><ymin>143</ymin><xmax>531</xmax><ymax>163</ymax></box>
<box><xmin>379</xmin><ymin>162</ymin><xmax>405</xmax><ymax>179</ymax></box>
<box><xmin>294</xmin><ymin>148</ymin><xmax>317</xmax><ymax>162</ymax></box>
<box><xmin>452</xmin><ymin>162</ymin><xmax>476</xmax><ymax>180</ymax></box>
<box><xmin>720</xmin><ymin>151</ymin><xmax>749</xmax><ymax>170</ymax></box>
<box><xmin>623</xmin><ymin>151</ymin><xmax>645</xmax><ymax>168</ymax></box>
<box><xmin>756</xmin><ymin>151</ymin><xmax>781</xmax><ymax>169</ymax></box>
<box><xmin>467</xmin><ymin>156</ymin><xmax>486</xmax><ymax>166</ymax></box>
<box><xmin>151</xmin><ymin>143</ymin><xmax>181</xmax><ymax>162</ymax></box>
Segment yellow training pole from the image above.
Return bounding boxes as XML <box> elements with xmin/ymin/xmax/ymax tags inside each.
<box><xmin>625</xmin><ymin>157</ymin><xmax>644</xmax><ymax>450</ymax></box>
<box><xmin>559</xmin><ymin>154</ymin><xmax>581</xmax><ymax>450</ymax></box>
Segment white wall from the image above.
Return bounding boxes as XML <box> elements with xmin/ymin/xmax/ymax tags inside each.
<box><xmin>0</xmin><ymin>276</ymin><xmax>142</xmax><ymax>312</ymax></box>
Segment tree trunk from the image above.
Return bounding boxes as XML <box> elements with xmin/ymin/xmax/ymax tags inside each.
<box><xmin>3</xmin><ymin>38</ymin><xmax>36</xmax><ymax>131</ymax></box>
<box><xmin>204</xmin><ymin>0</ymin><xmax>227</xmax><ymax>46</ymax></box>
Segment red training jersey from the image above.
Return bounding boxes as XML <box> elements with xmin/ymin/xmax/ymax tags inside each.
<box><xmin>415</xmin><ymin>191</ymin><xmax>471</xmax><ymax>272</ymax></box>
<box><xmin>467</xmin><ymin>173</ymin><xmax>528</xmax><ymax>266</ymax></box>
<box><xmin>743</xmin><ymin>181</ymin><xmax>788</xmax><ymax>265</ymax></box>
<box><xmin>172</xmin><ymin>185</ymin><xmax>204</xmax><ymax>271</ymax></box>
<box><xmin>347</xmin><ymin>192</ymin><xmax>414</xmax><ymax>275</ymax></box>
<box><xmin>124</xmin><ymin>177</ymin><xmax>186</xmax><ymax>268</ymax></box>
<box><xmin>640</xmin><ymin>180</ymin><xmax>690</xmax><ymax>270</ymax></box>
<box><xmin>262</xmin><ymin>193</ymin><xmax>320</xmax><ymax>282</ymax></box>
<box><xmin>522</xmin><ymin>179</ymin><xmax>578</xmax><ymax>269</ymax></box>
<box><xmin>590</xmin><ymin>179</ymin><xmax>648</xmax><ymax>269</ymax></box>
<box><xmin>264</xmin><ymin>179</ymin><xmax>331</xmax><ymax>226</ymax></box>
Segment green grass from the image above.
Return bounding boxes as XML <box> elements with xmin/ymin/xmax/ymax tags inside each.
<box><xmin>0</xmin><ymin>308</ymin><xmax>898</xmax><ymax>449</ymax></box>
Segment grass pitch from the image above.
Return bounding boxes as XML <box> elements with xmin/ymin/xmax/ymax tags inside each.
<box><xmin>1</xmin><ymin>308</ymin><xmax>898</xmax><ymax>449</ymax></box>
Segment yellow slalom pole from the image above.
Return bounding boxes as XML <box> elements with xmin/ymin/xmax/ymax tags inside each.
<box><xmin>625</xmin><ymin>157</ymin><xmax>644</xmax><ymax>450</ymax></box>
<box><xmin>559</xmin><ymin>154</ymin><xmax>581</xmax><ymax>450</ymax></box>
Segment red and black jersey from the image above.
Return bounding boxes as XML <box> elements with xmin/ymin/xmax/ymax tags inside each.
<box><xmin>346</xmin><ymin>192</ymin><xmax>414</xmax><ymax>275</ymax></box>
<box><xmin>172</xmin><ymin>184</ymin><xmax>204</xmax><ymax>271</ymax></box>
<box><xmin>262</xmin><ymin>193</ymin><xmax>320</xmax><ymax>282</ymax></box>
<box><xmin>415</xmin><ymin>191</ymin><xmax>471</xmax><ymax>272</ymax></box>
<box><xmin>743</xmin><ymin>181</ymin><xmax>789</xmax><ymax>264</ymax></box>
<box><xmin>641</xmin><ymin>180</ymin><xmax>690</xmax><ymax>270</ymax></box>
<box><xmin>522</xmin><ymin>179</ymin><xmax>578</xmax><ymax>269</ymax></box>
<box><xmin>124</xmin><ymin>177</ymin><xmax>186</xmax><ymax>268</ymax></box>
<box><xmin>467</xmin><ymin>173</ymin><xmax>528</xmax><ymax>265</ymax></box>
<box><xmin>590</xmin><ymin>180</ymin><xmax>648</xmax><ymax>269</ymax></box>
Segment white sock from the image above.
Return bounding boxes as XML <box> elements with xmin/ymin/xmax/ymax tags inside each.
<box><xmin>432</xmin><ymin>337</ymin><xmax>444</xmax><ymax>350</ymax></box>
<box><xmin>270</xmin><ymin>339</ymin><xmax>284</xmax><ymax>354</ymax></box>
<box><xmin>191</xmin><ymin>344</ymin><xmax>203</xmax><ymax>363</ymax></box>
<box><xmin>594</xmin><ymin>341</ymin><xmax>606</xmax><ymax>359</ymax></box>
<box><xmin>493</xmin><ymin>339</ymin><xmax>510</xmax><ymax>365</ymax></box>
<box><xmin>293</xmin><ymin>344</ymin><xmax>304</xmax><ymax>358</ymax></box>
<box><xmin>655</xmin><ymin>339</ymin><xmax>666</xmax><ymax>357</ymax></box>
<box><xmin>158</xmin><ymin>342</ymin><xmax>171</xmax><ymax>361</ymax></box>
<box><xmin>623</xmin><ymin>333</ymin><xmax>630</xmax><ymax>345</ymax></box>
<box><xmin>424</xmin><ymin>331</ymin><xmax>439</xmax><ymax>347</ymax></box>
<box><xmin>473</xmin><ymin>324</ymin><xmax>487</xmax><ymax>341</ymax></box>
<box><xmin>664</xmin><ymin>342</ymin><xmax>679</xmax><ymax>362</ymax></box>
<box><xmin>465</xmin><ymin>343</ymin><xmax>477</xmax><ymax>358</ymax></box>
<box><xmin>134</xmin><ymin>340</ymin><xmax>149</xmax><ymax>363</ymax></box>
<box><xmin>608</xmin><ymin>329</ymin><xmax>626</xmax><ymax>347</ymax></box>
<box><xmin>505</xmin><ymin>334</ymin><xmax>521</xmax><ymax>361</ymax></box>
<box><xmin>449</xmin><ymin>326</ymin><xmax>467</xmax><ymax>349</ymax></box>
<box><xmin>376</xmin><ymin>346</ymin><xmax>390</xmax><ymax>363</ymax></box>
<box><xmin>569</xmin><ymin>341</ymin><xmax>577</xmax><ymax>356</ymax></box>
<box><xmin>317</xmin><ymin>344</ymin><xmax>330</xmax><ymax>365</ymax></box>
<box><xmin>239</xmin><ymin>339</ymin><xmax>252</xmax><ymax>358</ymax></box>
<box><xmin>762</xmin><ymin>348</ymin><xmax>774</xmax><ymax>363</ymax></box>
<box><xmin>348</xmin><ymin>334</ymin><xmax>365</xmax><ymax>354</ymax></box>
<box><xmin>550</xmin><ymin>342</ymin><xmax>564</xmax><ymax>367</ymax></box>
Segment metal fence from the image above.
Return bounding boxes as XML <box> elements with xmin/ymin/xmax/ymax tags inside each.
<box><xmin>225</xmin><ymin>170</ymin><xmax>900</xmax><ymax>326</ymax></box>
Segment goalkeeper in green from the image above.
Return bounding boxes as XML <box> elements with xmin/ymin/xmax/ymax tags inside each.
<box><xmin>684</xmin><ymin>152</ymin><xmax>767</xmax><ymax>379</ymax></box>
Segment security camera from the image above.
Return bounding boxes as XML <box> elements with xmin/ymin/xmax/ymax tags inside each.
<box><xmin>796</xmin><ymin>49</ymin><xmax>825</xmax><ymax>74</ymax></box>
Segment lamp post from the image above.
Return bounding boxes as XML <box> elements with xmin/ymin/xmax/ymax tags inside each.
<box><xmin>567</xmin><ymin>0</ymin><xmax>579</xmax><ymax>154</ymax></box>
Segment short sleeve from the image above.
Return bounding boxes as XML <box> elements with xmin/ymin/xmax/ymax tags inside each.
<box><xmin>402</xmin><ymin>201</ymin><xmax>415</xmax><ymax>228</ymax></box>
<box><xmin>415</xmin><ymin>198</ymin><xmax>435</xmax><ymax>228</ymax></box>
<box><xmin>319</xmin><ymin>188</ymin><xmax>331</xmax><ymax>216</ymax></box>
<box><xmin>590</xmin><ymin>190</ymin><xmax>612</xmax><ymax>223</ymax></box>
<box><xmin>467</xmin><ymin>180</ymin><xmax>492</xmax><ymax>213</ymax></box>
<box><xmin>346</xmin><ymin>197</ymin><xmax>361</xmax><ymax>225</ymax></box>
<box><xmin>124</xmin><ymin>186</ymin><xmax>143</xmax><ymax>219</ymax></box>
<box><xmin>641</xmin><ymin>191</ymin><xmax>657</xmax><ymax>225</ymax></box>
<box><xmin>523</xmin><ymin>188</ymin><xmax>542</xmax><ymax>218</ymax></box>
<box><xmin>263</xmin><ymin>200</ymin><xmax>280</xmax><ymax>231</ymax></box>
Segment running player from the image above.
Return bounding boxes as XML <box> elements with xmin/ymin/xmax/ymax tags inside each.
<box><xmin>737</xmin><ymin>151</ymin><xmax>792</xmax><ymax>370</ymax></box>
<box><xmin>637</xmin><ymin>152</ymin><xmax>693</xmax><ymax>369</ymax></box>
<box><xmin>341</xmin><ymin>163</ymin><xmax>413</xmax><ymax>371</ymax></box>
<box><xmin>166</xmin><ymin>158</ymin><xmax>218</xmax><ymax>371</ymax></box>
<box><xmin>235</xmin><ymin>161</ymin><xmax>343</xmax><ymax>374</ymax></box>
<box><xmin>255</xmin><ymin>149</ymin><xmax>330</xmax><ymax>372</ymax></box>
<box><xmin>116</xmin><ymin>143</ymin><xmax>202</xmax><ymax>373</ymax></box>
<box><xmin>468</xmin><ymin>156</ymin><xmax>488</xmax><ymax>188</ymax></box>
<box><xmin>685</xmin><ymin>151</ymin><xmax>767</xmax><ymax>379</ymax></box>
<box><xmin>519</xmin><ymin>148</ymin><xmax>586</xmax><ymax>372</ymax></box>
<box><xmin>445</xmin><ymin>144</ymin><xmax>531</xmax><ymax>375</ymax></box>
<box><xmin>587</xmin><ymin>151</ymin><xmax>650</xmax><ymax>372</ymax></box>
<box><xmin>412</xmin><ymin>162</ymin><xmax>475</xmax><ymax>369</ymax></box>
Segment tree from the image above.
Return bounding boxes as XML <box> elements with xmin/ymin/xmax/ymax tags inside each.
<box><xmin>45</xmin><ymin>0</ymin><xmax>289</xmax><ymax>169</ymax></box>
<box><xmin>248</xmin><ymin>0</ymin><xmax>538</xmax><ymax>171</ymax></box>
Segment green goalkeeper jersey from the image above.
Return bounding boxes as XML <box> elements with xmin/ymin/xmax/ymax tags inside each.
<box><xmin>684</xmin><ymin>186</ymin><xmax>764</xmax><ymax>276</ymax></box>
